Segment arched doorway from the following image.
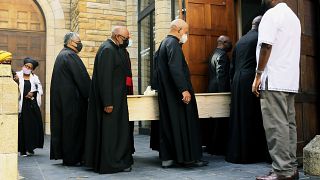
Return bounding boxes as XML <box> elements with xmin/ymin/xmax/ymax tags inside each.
<box><xmin>0</xmin><ymin>0</ymin><xmax>46</xmax><ymax>126</ymax></box>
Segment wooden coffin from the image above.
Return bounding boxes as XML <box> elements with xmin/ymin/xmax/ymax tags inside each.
<box><xmin>127</xmin><ymin>93</ymin><xmax>231</xmax><ymax>121</ymax></box>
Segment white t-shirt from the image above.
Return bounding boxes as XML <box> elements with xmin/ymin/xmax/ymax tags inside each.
<box><xmin>256</xmin><ymin>3</ymin><xmax>301</xmax><ymax>93</ymax></box>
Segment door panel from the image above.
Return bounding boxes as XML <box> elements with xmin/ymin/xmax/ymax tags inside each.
<box><xmin>0</xmin><ymin>0</ymin><xmax>46</xmax><ymax>126</ymax></box>
<box><xmin>285</xmin><ymin>0</ymin><xmax>319</xmax><ymax>158</ymax></box>
<box><xmin>184</xmin><ymin>0</ymin><xmax>236</xmax><ymax>92</ymax></box>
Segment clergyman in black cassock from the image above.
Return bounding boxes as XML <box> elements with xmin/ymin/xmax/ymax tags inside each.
<box><xmin>154</xmin><ymin>19</ymin><xmax>207</xmax><ymax>168</ymax></box>
<box><xmin>120</xmin><ymin>47</ymin><xmax>135</xmax><ymax>154</ymax></box>
<box><xmin>84</xmin><ymin>26</ymin><xmax>133</xmax><ymax>174</ymax></box>
<box><xmin>204</xmin><ymin>35</ymin><xmax>232</xmax><ymax>155</ymax></box>
<box><xmin>226</xmin><ymin>16</ymin><xmax>269</xmax><ymax>164</ymax></box>
<box><xmin>50</xmin><ymin>32</ymin><xmax>91</xmax><ymax>165</ymax></box>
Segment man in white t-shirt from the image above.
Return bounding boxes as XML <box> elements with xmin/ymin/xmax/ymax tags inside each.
<box><xmin>252</xmin><ymin>0</ymin><xmax>301</xmax><ymax>180</ymax></box>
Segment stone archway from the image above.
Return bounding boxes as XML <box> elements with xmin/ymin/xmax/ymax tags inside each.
<box><xmin>34</xmin><ymin>0</ymin><xmax>68</xmax><ymax>134</ymax></box>
<box><xmin>0</xmin><ymin>0</ymin><xmax>68</xmax><ymax>134</ymax></box>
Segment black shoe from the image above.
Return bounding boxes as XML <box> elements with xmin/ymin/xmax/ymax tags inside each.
<box><xmin>27</xmin><ymin>150</ymin><xmax>34</xmax><ymax>156</ymax></box>
<box><xmin>122</xmin><ymin>167</ymin><xmax>132</xmax><ymax>172</ymax></box>
<box><xmin>185</xmin><ymin>160</ymin><xmax>209</xmax><ymax>168</ymax></box>
<box><xmin>20</xmin><ymin>152</ymin><xmax>27</xmax><ymax>157</ymax></box>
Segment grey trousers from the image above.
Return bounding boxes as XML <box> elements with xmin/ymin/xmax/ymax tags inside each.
<box><xmin>260</xmin><ymin>90</ymin><xmax>298</xmax><ymax>176</ymax></box>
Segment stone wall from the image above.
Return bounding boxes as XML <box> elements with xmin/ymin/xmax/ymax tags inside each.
<box><xmin>71</xmin><ymin>0</ymin><xmax>80</xmax><ymax>32</ymax></box>
<box><xmin>0</xmin><ymin>65</ymin><xmax>18</xmax><ymax>180</ymax></box>
<box><xmin>36</xmin><ymin>0</ymin><xmax>70</xmax><ymax>134</ymax></box>
<box><xmin>74</xmin><ymin>0</ymin><xmax>127</xmax><ymax>75</ymax></box>
<box><xmin>126</xmin><ymin>0</ymin><xmax>138</xmax><ymax>94</ymax></box>
<box><xmin>155</xmin><ymin>0</ymin><xmax>172</xmax><ymax>48</ymax></box>
<box><xmin>59</xmin><ymin>0</ymin><xmax>72</xmax><ymax>29</ymax></box>
<box><xmin>70</xmin><ymin>0</ymin><xmax>139</xmax><ymax>93</ymax></box>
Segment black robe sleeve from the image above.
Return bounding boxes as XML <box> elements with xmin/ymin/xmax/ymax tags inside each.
<box><xmin>167</xmin><ymin>43</ymin><xmax>189</xmax><ymax>93</ymax></box>
<box><xmin>65</xmin><ymin>53</ymin><xmax>91</xmax><ymax>98</ymax></box>
<box><xmin>230</xmin><ymin>47</ymin><xmax>236</xmax><ymax>86</ymax></box>
<box><xmin>97</xmin><ymin>48</ymin><xmax>115</xmax><ymax>107</ymax></box>
<box><xmin>216</xmin><ymin>54</ymin><xmax>229</xmax><ymax>92</ymax></box>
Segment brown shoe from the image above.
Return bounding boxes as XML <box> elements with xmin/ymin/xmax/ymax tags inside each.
<box><xmin>256</xmin><ymin>172</ymin><xmax>295</xmax><ymax>180</ymax></box>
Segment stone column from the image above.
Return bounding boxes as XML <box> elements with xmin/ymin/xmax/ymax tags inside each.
<box><xmin>155</xmin><ymin>0</ymin><xmax>172</xmax><ymax>48</ymax></box>
<box><xmin>0</xmin><ymin>64</ymin><xmax>18</xmax><ymax>180</ymax></box>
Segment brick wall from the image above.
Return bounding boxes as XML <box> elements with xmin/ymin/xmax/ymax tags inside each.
<box><xmin>126</xmin><ymin>0</ymin><xmax>138</xmax><ymax>94</ymax></box>
<box><xmin>0</xmin><ymin>65</ymin><xmax>18</xmax><ymax>180</ymax></box>
<box><xmin>73</xmin><ymin>0</ymin><xmax>127</xmax><ymax>75</ymax></box>
<box><xmin>59</xmin><ymin>0</ymin><xmax>72</xmax><ymax>29</ymax></box>
<box><xmin>155</xmin><ymin>0</ymin><xmax>172</xmax><ymax>48</ymax></box>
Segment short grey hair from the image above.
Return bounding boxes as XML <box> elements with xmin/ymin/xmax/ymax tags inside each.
<box><xmin>64</xmin><ymin>32</ymin><xmax>79</xmax><ymax>45</ymax></box>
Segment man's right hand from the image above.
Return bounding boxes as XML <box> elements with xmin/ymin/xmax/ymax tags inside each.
<box><xmin>104</xmin><ymin>106</ymin><xmax>113</xmax><ymax>113</ymax></box>
<box><xmin>252</xmin><ymin>74</ymin><xmax>261</xmax><ymax>97</ymax></box>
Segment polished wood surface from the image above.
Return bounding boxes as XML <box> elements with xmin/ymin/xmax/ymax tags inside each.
<box><xmin>127</xmin><ymin>93</ymin><xmax>231</xmax><ymax>121</ymax></box>
<box><xmin>284</xmin><ymin>0</ymin><xmax>319</xmax><ymax>158</ymax></box>
<box><xmin>183</xmin><ymin>0</ymin><xmax>236</xmax><ymax>93</ymax></box>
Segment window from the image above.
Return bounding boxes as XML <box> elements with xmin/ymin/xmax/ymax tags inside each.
<box><xmin>171</xmin><ymin>0</ymin><xmax>180</xmax><ymax>20</ymax></box>
<box><xmin>139</xmin><ymin>0</ymin><xmax>153</xmax><ymax>13</ymax></box>
<box><xmin>138</xmin><ymin>0</ymin><xmax>155</xmax><ymax>94</ymax></box>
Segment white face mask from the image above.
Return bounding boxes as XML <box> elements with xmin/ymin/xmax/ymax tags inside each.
<box><xmin>180</xmin><ymin>34</ymin><xmax>188</xmax><ymax>44</ymax></box>
<box><xmin>128</xmin><ymin>39</ymin><xmax>133</xmax><ymax>47</ymax></box>
<box><xmin>22</xmin><ymin>67</ymin><xmax>32</xmax><ymax>75</ymax></box>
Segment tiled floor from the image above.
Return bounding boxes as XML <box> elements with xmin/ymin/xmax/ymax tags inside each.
<box><xmin>18</xmin><ymin>135</ymin><xmax>319</xmax><ymax>180</ymax></box>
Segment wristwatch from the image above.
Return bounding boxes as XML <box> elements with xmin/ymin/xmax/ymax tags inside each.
<box><xmin>256</xmin><ymin>69</ymin><xmax>264</xmax><ymax>74</ymax></box>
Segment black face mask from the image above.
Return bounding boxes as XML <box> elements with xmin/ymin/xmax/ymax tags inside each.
<box><xmin>119</xmin><ymin>39</ymin><xmax>129</xmax><ymax>49</ymax></box>
<box><xmin>261</xmin><ymin>0</ymin><xmax>272</xmax><ymax>14</ymax></box>
<box><xmin>75</xmin><ymin>42</ymin><xmax>83</xmax><ymax>52</ymax></box>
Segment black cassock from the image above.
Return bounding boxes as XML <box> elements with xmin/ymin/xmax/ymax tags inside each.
<box><xmin>203</xmin><ymin>48</ymin><xmax>230</xmax><ymax>155</ymax></box>
<box><xmin>119</xmin><ymin>48</ymin><xmax>135</xmax><ymax>155</ymax></box>
<box><xmin>152</xmin><ymin>35</ymin><xmax>202</xmax><ymax>163</ymax></box>
<box><xmin>226</xmin><ymin>30</ymin><xmax>269</xmax><ymax>163</ymax></box>
<box><xmin>84</xmin><ymin>39</ymin><xmax>133</xmax><ymax>174</ymax></box>
<box><xmin>50</xmin><ymin>47</ymin><xmax>91</xmax><ymax>165</ymax></box>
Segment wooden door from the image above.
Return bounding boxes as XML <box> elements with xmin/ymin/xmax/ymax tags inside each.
<box><xmin>0</xmin><ymin>0</ymin><xmax>46</xmax><ymax>124</ymax></box>
<box><xmin>284</xmin><ymin>0</ymin><xmax>319</xmax><ymax>159</ymax></box>
<box><xmin>183</xmin><ymin>0</ymin><xmax>236</xmax><ymax>93</ymax></box>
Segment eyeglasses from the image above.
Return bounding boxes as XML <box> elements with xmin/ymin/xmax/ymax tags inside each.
<box><xmin>118</xmin><ymin>34</ymin><xmax>129</xmax><ymax>40</ymax></box>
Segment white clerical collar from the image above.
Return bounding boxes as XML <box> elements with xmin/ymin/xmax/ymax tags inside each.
<box><xmin>110</xmin><ymin>38</ymin><xmax>117</xmax><ymax>46</ymax></box>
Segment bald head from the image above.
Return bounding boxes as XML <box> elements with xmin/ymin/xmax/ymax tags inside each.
<box><xmin>252</xmin><ymin>16</ymin><xmax>262</xmax><ymax>30</ymax></box>
<box><xmin>170</xmin><ymin>19</ymin><xmax>188</xmax><ymax>32</ymax></box>
<box><xmin>168</xmin><ymin>19</ymin><xmax>189</xmax><ymax>43</ymax></box>
<box><xmin>111</xmin><ymin>26</ymin><xmax>130</xmax><ymax>47</ymax></box>
<box><xmin>112</xmin><ymin>26</ymin><xmax>129</xmax><ymax>38</ymax></box>
<box><xmin>217</xmin><ymin>35</ymin><xmax>232</xmax><ymax>52</ymax></box>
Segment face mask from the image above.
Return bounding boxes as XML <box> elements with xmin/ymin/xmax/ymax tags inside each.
<box><xmin>120</xmin><ymin>39</ymin><xmax>129</xmax><ymax>48</ymax></box>
<box><xmin>180</xmin><ymin>34</ymin><xmax>188</xmax><ymax>44</ymax></box>
<box><xmin>23</xmin><ymin>67</ymin><xmax>31</xmax><ymax>75</ymax></box>
<box><xmin>128</xmin><ymin>39</ymin><xmax>133</xmax><ymax>47</ymax></box>
<box><xmin>74</xmin><ymin>42</ymin><xmax>83</xmax><ymax>52</ymax></box>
